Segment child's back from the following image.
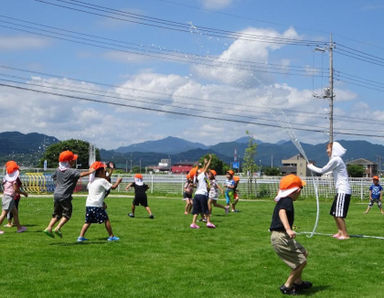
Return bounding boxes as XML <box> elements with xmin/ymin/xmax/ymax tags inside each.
<box><xmin>52</xmin><ymin>168</ymin><xmax>80</xmax><ymax>201</ymax></box>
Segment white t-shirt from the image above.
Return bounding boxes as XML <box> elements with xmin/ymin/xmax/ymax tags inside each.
<box><xmin>86</xmin><ymin>177</ymin><xmax>112</xmax><ymax>207</ymax></box>
<box><xmin>195</xmin><ymin>172</ymin><xmax>208</xmax><ymax>196</ymax></box>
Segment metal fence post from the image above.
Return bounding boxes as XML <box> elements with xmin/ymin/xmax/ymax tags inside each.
<box><xmin>151</xmin><ymin>174</ymin><xmax>154</xmax><ymax>194</ymax></box>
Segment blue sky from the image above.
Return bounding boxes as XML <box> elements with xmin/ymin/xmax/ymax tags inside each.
<box><xmin>1</xmin><ymin>0</ymin><xmax>384</xmax><ymax>149</ymax></box>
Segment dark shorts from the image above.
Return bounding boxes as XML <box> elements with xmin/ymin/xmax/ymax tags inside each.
<box><xmin>53</xmin><ymin>199</ymin><xmax>73</xmax><ymax>220</ymax></box>
<box><xmin>85</xmin><ymin>207</ymin><xmax>109</xmax><ymax>224</ymax></box>
<box><xmin>133</xmin><ymin>195</ymin><xmax>148</xmax><ymax>207</ymax></box>
<box><xmin>183</xmin><ymin>192</ymin><xmax>192</xmax><ymax>200</ymax></box>
<box><xmin>368</xmin><ymin>198</ymin><xmax>382</xmax><ymax>208</ymax></box>
<box><xmin>330</xmin><ymin>193</ymin><xmax>351</xmax><ymax>218</ymax></box>
<box><xmin>192</xmin><ymin>194</ymin><xmax>209</xmax><ymax>215</ymax></box>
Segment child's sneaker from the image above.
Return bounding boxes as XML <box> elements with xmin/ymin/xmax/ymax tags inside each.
<box><xmin>128</xmin><ymin>213</ymin><xmax>135</xmax><ymax>218</ymax></box>
<box><xmin>149</xmin><ymin>214</ymin><xmax>154</xmax><ymax>219</ymax></box>
<box><xmin>4</xmin><ymin>224</ymin><xmax>13</xmax><ymax>228</ymax></box>
<box><xmin>0</xmin><ymin>230</ymin><xmax>4</xmax><ymax>234</ymax></box>
<box><xmin>190</xmin><ymin>223</ymin><xmax>200</xmax><ymax>229</ymax></box>
<box><xmin>206</xmin><ymin>223</ymin><xmax>216</xmax><ymax>229</ymax></box>
<box><xmin>17</xmin><ymin>226</ymin><xmax>27</xmax><ymax>233</ymax></box>
<box><xmin>43</xmin><ymin>229</ymin><xmax>54</xmax><ymax>238</ymax></box>
<box><xmin>107</xmin><ymin>236</ymin><xmax>120</xmax><ymax>241</ymax></box>
<box><xmin>225</xmin><ymin>206</ymin><xmax>229</xmax><ymax>214</ymax></box>
<box><xmin>293</xmin><ymin>281</ymin><xmax>312</xmax><ymax>291</ymax></box>
<box><xmin>77</xmin><ymin>236</ymin><xmax>88</xmax><ymax>242</ymax></box>
<box><xmin>280</xmin><ymin>285</ymin><xmax>296</xmax><ymax>295</ymax></box>
<box><xmin>54</xmin><ymin>229</ymin><xmax>63</xmax><ymax>238</ymax></box>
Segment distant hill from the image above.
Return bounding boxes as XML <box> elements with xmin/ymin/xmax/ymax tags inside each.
<box><xmin>0</xmin><ymin>131</ymin><xmax>59</xmax><ymax>154</ymax></box>
<box><xmin>116</xmin><ymin>136</ymin><xmax>208</xmax><ymax>154</ymax></box>
<box><xmin>1</xmin><ymin>131</ymin><xmax>384</xmax><ymax>169</ymax></box>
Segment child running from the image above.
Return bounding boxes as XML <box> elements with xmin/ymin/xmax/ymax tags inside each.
<box><xmin>0</xmin><ymin>161</ymin><xmax>27</xmax><ymax>234</ymax></box>
<box><xmin>208</xmin><ymin>169</ymin><xmax>228</xmax><ymax>214</ymax></box>
<box><xmin>270</xmin><ymin>174</ymin><xmax>311</xmax><ymax>295</ymax></box>
<box><xmin>364</xmin><ymin>176</ymin><xmax>384</xmax><ymax>215</ymax></box>
<box><xmin>224</xmin><ymin>170</ymin><xmax>237</xmax><ymax>212</ymax></box>
<box><xmin>77</xmin><ymin>161</ymin><xmax>122</xmax><ymax>242</ymax></box>
<box><xmin>126</xmin><ymin>174</ymin><xmax>154</xmax><ymax>219</ymax></box>
<box><xmin>190</xmin><ymin>155</ymin><xmax>216</xmax><ymax>229</ymax></box>
<box><xmin>43</xmin><ymin>150</ymin><xmax>95</xmax><ymax>238</ymax></box>
<box><xmin>232</xmin><ymin>175</ymin><xmax>240</xmax><ymax>212</ymax></box>
<box><xmin>183</xmin><ymin>174</ymin><xmax>194</xmax><ymax>215</ymax></box>
<box><xmin>307</xmin><ymin>142</ymin><xmax>352</xmax><ymax>240</ymax></box>
<box><xmin>5</xmin><ymin>176</ymin><xmax>27</xmax><ymax>228</ymax></box>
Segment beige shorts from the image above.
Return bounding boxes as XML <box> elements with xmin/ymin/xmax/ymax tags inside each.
<box><xmin>2</xmin><ymin>195</ymin><xmax>15</xmax><ymax>211</ymax></box>
<box><xmin>271</xmin><ymin>231</ymin><xmax>307</xmax><ymax>269</ymax></box>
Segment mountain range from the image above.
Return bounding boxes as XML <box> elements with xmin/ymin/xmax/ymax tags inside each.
<box><xmin>0</xmin><ymin>131</ymin><xmax>383</xmax><ymax>169</ymax></box>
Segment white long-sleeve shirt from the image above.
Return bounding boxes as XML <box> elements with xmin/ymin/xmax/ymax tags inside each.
<box><xmin>307</xmin><ymin>142</ymin><xmax>352</xmax><ymax>195</ymax></box>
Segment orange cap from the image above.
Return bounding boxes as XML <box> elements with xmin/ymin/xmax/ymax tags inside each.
<box><xmin>186</xmin><ymin>174</ymin><xmax>191</xmax><ymax>179</ymax></box>
<box><xmin>90</xmin><ymin>161</ymin><xmax>106</xmax><ymax>170</ymax></box>
<box><xmin>233</xmin><ymin>176</ymin><xmax>240</xmax><ymax>182</ymax></box>
<box><xmin>134</xmin><ymin>174</ymin><xmax>143</xmax><ymax>179</ymax></box>
<box><xmin>279</xmin><ymin>174</ymin><xmax>306</xmax><ymax>190</ymax></box>
<box><xmin>5</xmin><ymin>160</ymin><xmax>19</xmax><ymax>174</ymax></box>
<box><xmin>226</xmin><ymin>170</ymin><xmax>234</xmax><ymax>176</ymax></box>
<box><xmin>373</xmin><ymin>176</ymin><xmax>379</xmax><ymax>180</ymax></box>
<box><xmin>59</xmin><ymin>150</ymin><xmax>78</xmax><ymax>162</ymax></box>
<box><xmin>188</xmin><ymin>166</ymin><xmax>198</xmax><ymax>178</ymax></box>
<box><xmin>210</xmin><ymin>169</ymin><xmax>217</xmax><ymax>176</ymax></box>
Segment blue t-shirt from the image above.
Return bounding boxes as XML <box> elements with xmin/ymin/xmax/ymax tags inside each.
<box><xmin>369</xmin><ymin>184</ymin><xmax>383</xmax><ymax>199</ymax></box>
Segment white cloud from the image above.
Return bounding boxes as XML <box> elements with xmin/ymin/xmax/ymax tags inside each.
<box><xmin>193</xmin><ymin>27</ymin><xmax>300</xmax><ymax>87</ymax></box>
<box><xmin>104</xmin><ymin>51</ymin><xmax>152</xmax><ymax>63</ymax></box>
<box><xmin>201</xmin><ymin>0</ymin><xmax>233</xmax><ymax>10</ymax></box>
<box><xmin>0</xmin><ymin>36</ymin><xmax>49</xmax><ymax>51</ymax></box>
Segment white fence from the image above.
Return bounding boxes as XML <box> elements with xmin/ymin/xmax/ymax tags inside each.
<box><xmin>0</xmin><ymin>173</ymin><xmax>375</xmax><ymax>200</ymax></box>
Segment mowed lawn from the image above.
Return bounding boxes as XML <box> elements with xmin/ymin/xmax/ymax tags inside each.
<box><xmin>0</xmin><ymin>195</ymin><xmax>383</xmax><ymax>297</ymax></box>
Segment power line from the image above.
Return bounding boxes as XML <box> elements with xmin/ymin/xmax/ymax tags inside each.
<box><xmin>33</xmin><ymin>0</ymin><xmax>327</xmax><ymax>46</ymax></box>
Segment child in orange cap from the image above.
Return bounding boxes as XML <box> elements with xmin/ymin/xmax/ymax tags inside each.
<box><xmin>0</xmin><ymin>161</ymin><xmax>28</xmax><ymax>234</ymax></box>
<box><xmin>364</xmin><ymin>176</ymin><xmax>384</xmax><ymax>215</ymax></box>
<box><xmin>77</xmin><ymin>161</ymin><xmax>122</xmax><ymax>242</ymax></box>
<box><xmin>224</xmin><ymin>170</ymin><xmax>237</xmax><ymax>212</ymax></box>
<box><xmin>43</xmin><ymin>150</ymin><xmax>95</xmax><ymax>238</ymax></box>
<box><xmin>126</xmin><ymin>174</ymin><xmax>154</xmax><ymax>219</ymax></box>
<box><xmin>183</xmin><ymin>174</ymin><xmax>194</xmax><ymax>215</ymax></box>
<box><xmin>270</xmin><ymin>174</ymin><xmax>311</xmax><ymax>295</ymax></box>
<box><xmin>207</xmin><ymin>169</ymin><xmax>228</xmax><ymax>214</ymax></box>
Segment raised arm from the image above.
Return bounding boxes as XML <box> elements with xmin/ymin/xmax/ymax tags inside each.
<box><xmin>307</xmin><ymin>158</ymin><xmax>338</xmax><ymax>175</ymax></box>
<box><xmin>125</xmin><ymin>182</ymin><xmax>133</xmax><ymax>191</ymax></box>
<box><xmin>111</xmin><ymin>177</ymin><xmax>123</xmax><ymax>190</ymax></box>
<box><xmin>80</xmin><ymin>167</ymin><xmax>96</xmax><ymax>177</ymax></box>
<box><xmin>202</xmin><ymin>154</ymin><xmax>212</xmax><ymax>173</ymax></box>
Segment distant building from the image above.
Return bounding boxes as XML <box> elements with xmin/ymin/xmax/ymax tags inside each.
<box><xmin>347</xmin><ymin>158</ymin><xmax>377</xmax><ymax>177</ymax></box>
<box><xmin>158</xmin><ymin>159</ymin><xmax>171</xmax><ymax>172</ymax></box>
<box><xmin>281</xmin><ymin>154</ymin><xmax>310</xmax><ymax>177</ymax></box>
<box><xmin>171</xmin><ymin>162</ymin><xmax>195</xmax><ymax>174</ymax></box>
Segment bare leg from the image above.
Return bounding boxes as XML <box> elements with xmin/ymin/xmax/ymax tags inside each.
<box><xmin>0</xmin><ymin>210</ymin><xmax>9</xmax><ymax>226</ymax></box>
<box><xmin>364</xmin><ymin>206</ymin><xmax>371</xmax><ymax>214</ymax></box>
<box><xmin>145</xmin><ymin>206</ymin><xmax>152</xmax><ymax>215</ymax></box>
<box><xmin>55</xmin><ymin>217</ymin><xmax>69</xmax><ymax>231</ymax></box>
<box><xmin>104</xmin><ymin>220</ymin><xmax>113</xmax><ymax>237</ymax></box>
<box><xmin>45</xmin><ymin>217</ymin><xmax>58</xmax><ymax>232</ymax></box>
<box><xmin>333</xmin><ymin>216</ymin><xmax>342</xmax><ymax>237</ymax></box>
<box><xmin>208</xmin><ymin>199</ymin><xmax>213</xmax><ymax>214</ymax></box>
<box><xmin>213</xmin><ymin>201</ymin><xmax>226</xmax><ymax>210</ymax></box>
<box><xmin>79</xmin><ymin>223</ymin><xmax>91</xmax><ymax>237</ymax></box>
<box><xmin>192</xmin><ymin>214</ymin><xmax>198</xmax><ymax>225</ymax></box>
<box><xmin>131</xmin><ymin>204</ymin><xmax>135</xmax><ymax>215</ymax></box>
<box><xmin>10</xmin><ymin>207</ymin><xmax>22</xmax><ymax>229</ymax></box>
<box><xmin>335</xmin><ymin>217</ymin><xmax>349</xmax><ymax>238</ymax></box>
<box><xmin>284</xmin><ymin>262</ymin><xmax>307</xmax><ymax>288</ymax></box>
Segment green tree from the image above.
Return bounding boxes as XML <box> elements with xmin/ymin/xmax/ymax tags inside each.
<box><xmin>198</xmin><ymin>153</ymin><xmax>227</xmax><ymax>175</ymax></box>
<box><xmin>263</xmin><ymin>166</ymin><xmax>281</xmax><ymax>176</ymax></box>
<box><xmin>347</xmin><ymin>164</ymin><xmax>365</xmax><ymax>177</ymax></box>
<box><xmin>242</xmin><ymin>131</ymin><xmax>257</xmax><ymax>176</ymax></box>
<box><xmin>39</xmin><ymin>139</ymin><xmax>100</xmax><ymax>169</ymax></box>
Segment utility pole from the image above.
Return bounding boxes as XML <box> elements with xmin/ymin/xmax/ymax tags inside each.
<box><xmin>329</xmin><ymin>33</ymin><xmax>334</xmax><ymax>144</ymax></box>
<box><xmin>314</xmin><ymin>33</ymin><xmax>335</xmax><ymax>143</ymax></box>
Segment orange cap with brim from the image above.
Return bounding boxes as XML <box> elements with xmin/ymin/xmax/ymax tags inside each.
<box><xmin>134</xmin><ymin>174</ymin><xmax>143</xmax><ymax>179</ymax></box>
<box><xmin>5</xmin><ymin>160</ymin><xmax>19</xmax><ymax>174</ymax></box>
<box><xmin>90</xmin><ymin>161</ymin><xmax>106</xmax><ymax>170</ymax></box>
<box><xmin>233</xmin><ymin>176</ymin><xmax>240</xmax><ymax>182</ymax></box>
<box><xmin>274</xmin><ymin>174</ymin><xmax>306</xmax><ymax>202</ymax></box>
<box><xmin>373</xmin><ymin>176</ymin><xmax>379</xmax><ymax>180</ymax></box>
<box><xmin>226</xmin><ymin>170</ymin><xmax>234</xmax><ymax>175</ymax></box>
<box><xmin>59</xmin><ymin>150</ymin><xmax>78</xmax><ymax>162</ymax></box>
<box><xmin>210</xmin><ymin>169</ymin><xmax>217</xmax><ymax>176</ymax></box>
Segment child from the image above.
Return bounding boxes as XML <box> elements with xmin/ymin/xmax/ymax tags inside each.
<box><xmin>183</xmin><ymin>174</ymin><xmax>194</xmax><ymax>215</ymax></box>
<box><xmin>307</xmin><ymin>142</ymin><xmax>352</xmax><ymax>240</ymax></box>
<box><xmin>5</xmin><ymin>176</ymin><xmax>27</xmax><ymax>228</ymax></box>
<box><xmin>126</xmin><ymin>174</ymin><xmax>154</xmax><ymax>219</ymax></box>
<box><xmin>232</xmin><ymin>175</ymin><xmax>240</xmax><ymax>212</ymax></box>
<box><xmin>270</xmin><ymin>174</ymin><xmax>312</xmax><ymax>295</ymax></box>
<box><xmin>190</xmin><ymin>155</ymin><xmax>216</xmax><ymax>229</ymax></box>
<box><xmin>364</xmin><ymin>176</ymin><xmax>384</xmax><ymax>215</ymax></box>
<box><xmin>77</xmin><ymin>161</ymin><xmax>122</xmax><ymax>242</ymax></box>
<box><xmin>0</xmin><ymin>161</ymin><xmax>27</xmax><ymax>234</ymax></box>
<box><xmin>208</xmin><ymin>169</ymin><xmax>228</xmax><ymax>214</ymax></box>
<box><xmin>224</xmin><ymin>170</ymin><xmax>236</xmax><ymax>212</ymax></box>
<box><xmin>43</xmin><ymin>150</ymin><xmax>95</xmax><ymax>238</ymax></box>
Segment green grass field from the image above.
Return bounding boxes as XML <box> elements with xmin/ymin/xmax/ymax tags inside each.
<box><xmin>1</xmin><ymin>195</ymin><xmax>383</xmax><ymax>297</ymax></box>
